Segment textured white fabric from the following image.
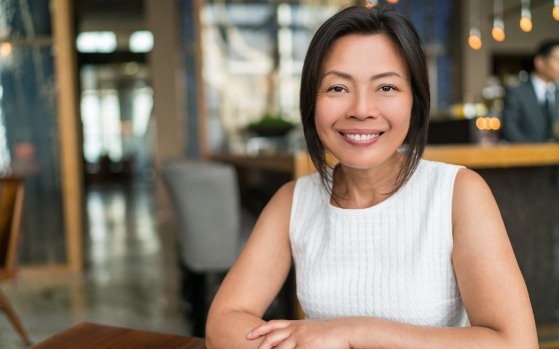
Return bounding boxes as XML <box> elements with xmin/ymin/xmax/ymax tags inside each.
<box><xmin>290</xmin><ymin>160</ymin><xmax>468</xmax><ymax>327</ymax></box>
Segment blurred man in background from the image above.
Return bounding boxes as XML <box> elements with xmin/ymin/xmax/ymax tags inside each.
<box><xmin>501</xmin><ymin>39</ymin><xmax>559</xmax><ymax>143</ymax></box>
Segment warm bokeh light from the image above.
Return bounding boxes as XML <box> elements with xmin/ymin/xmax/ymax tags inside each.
<box><xmin>475</xmin><ymin>118</ymin><xmax>485</xmax><ymax>130</ymax></box>
<box><xmin>386</xmin><ymin>0</ymin><xmax>399</xmax><ymax>3</ymax></box>
<box><xmin>0</xmin><ymin>42</ymin><xmax>12</xmax><ymax>57</ymax></box>
<box><xmin>468</xmin><ymin>33</ymin><xmax>482</xmax><ymax>50</ymax></box>
<box><xmin>489</xmin><ymin>117</ymin><xmax>501</xmax><ymax>130</ymax></box>
<box><xmin>492</xmin><ymin>26</ymin><xmax>505</xmax><ymax>42</ymax></box>
<box><xmin>520</xmin><ymin>16</ymin><xmax>533</xmax><ymax>32</ymax></box>
<box><xmin>476</xmin><ymin>117</ymin><xmax>501</xmax><ymax>131</ymax></box>
<box><xmin>553</xmin><ymin>6</ymin><xmax>559</xmax><ymax>21</ymax></box>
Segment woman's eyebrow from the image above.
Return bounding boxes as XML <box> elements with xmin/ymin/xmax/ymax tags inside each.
<box><xmin>322</xmin><ymin>70</ymin><xmax>404</xmax><ymax>81</ymax></box>
<box><xmin>321</xmin><ymin>70</ymin><xmax>352</xmax><ymax>80</ymax></box>
<box><xmin>370</xmin><ymin>71</ymin><xmax>404</xmax><ymax>80</ymax></box>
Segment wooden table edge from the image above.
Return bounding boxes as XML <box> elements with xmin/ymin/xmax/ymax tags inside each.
<box><xmin>29</xmin><ymin>322</ymin><xmax>206</xmax><ymax>349</ymax></box>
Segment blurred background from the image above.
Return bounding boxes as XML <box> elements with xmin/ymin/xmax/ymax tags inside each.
<box><xmin>0</xmin><ymin>0</ymin><xmax>558</xmax><ymax>348</ymax></box>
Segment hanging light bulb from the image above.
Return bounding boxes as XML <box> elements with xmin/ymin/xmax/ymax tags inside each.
<box><xmin>554</xmin><ymin>0</ymin><xmax>559</xmax><ymax>21</ymax></box>
<box><xmin>520</xmin><ymin>0</ymin><xmax>533</xmax><ymax>32</ymax></box>
<box><xmin>492</xmin><ymin>20</ymin><xmax>505</xmax><ymax>41</ymax></box>
<box><xmin>468</xmin><ymin>0</ymin><xmax>482</xmax><ymax>50</ymax></box>
<box><xmin>492</xmin><ymin>0</ymin><xmax>505</xmax><ymax>42</ymax></box>
<box><xmin>468</xmin><ymin>28</ymin><xmax>483</xmax><ymax>50</ymax></box>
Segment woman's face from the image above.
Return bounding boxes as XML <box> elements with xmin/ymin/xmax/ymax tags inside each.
<box><xmin>315</xmin><ymin>34</ymin><xmax>413</xmax><ymax>171</ymax></box>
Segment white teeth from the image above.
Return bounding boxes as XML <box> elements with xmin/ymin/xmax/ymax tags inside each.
<box><xmin>344</xmin><ymin>133</ymin><xmax>380</xmax><ymax>141</ymax></box>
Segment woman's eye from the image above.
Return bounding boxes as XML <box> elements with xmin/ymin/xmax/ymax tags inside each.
<box><xmin>379</xmin><ymin>85</ymin><xmax>396</xmax><ymax>92</ymax></box>
<box><xmin>328</xmin><ymin>86</ymin><xmax>345</xmax><ymax>93</ymax></box>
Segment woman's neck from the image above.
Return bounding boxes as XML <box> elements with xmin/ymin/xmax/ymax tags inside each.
<box><xmin>331</xmin><ymin>154</ymin><xmax>403</xmax><ymax>209</ymax></box>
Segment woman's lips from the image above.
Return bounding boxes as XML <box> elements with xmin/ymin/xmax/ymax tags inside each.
<box><xmin>340</xmin><ymin>132</ymin><xmax>383</xmax><ymax>141</ymax></box>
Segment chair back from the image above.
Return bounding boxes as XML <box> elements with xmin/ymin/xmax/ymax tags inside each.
<box><xmin>161</xmin><ymin>160</ymin><xmax>241</xmax><ymax>273</ymax></box>
<box><xmin>0</xmin><ymin>176</ymin><xmax>24</xmax><ymax>279</ymax></box>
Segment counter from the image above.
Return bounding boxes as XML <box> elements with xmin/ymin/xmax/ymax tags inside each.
<box><xmin>212</xmin><ymin>143</ymin><xmax>559</xmax><ymax>177</ymax></box>
<box><xmin>423</xmin><ymin>143</ymin><xmax>559</xmax><ymax>168</ymax></box>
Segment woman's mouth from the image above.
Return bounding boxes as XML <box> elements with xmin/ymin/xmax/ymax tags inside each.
<box><xmin>341</xmin><ymin>132</ymin><xmax>383</xmax><ymax>141</ymax></box>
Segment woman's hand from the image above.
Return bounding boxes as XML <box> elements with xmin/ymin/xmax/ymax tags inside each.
<box><xmin>246</xmin><ymin>319</ymin><xmax>352</xmax><ymax>349</ymax></box>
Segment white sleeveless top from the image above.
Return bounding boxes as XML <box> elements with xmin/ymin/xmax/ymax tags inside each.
<box><xmin>290</xmin><ymin>160</ymin><xmax>468</xmax><ymax>327</ymax></box>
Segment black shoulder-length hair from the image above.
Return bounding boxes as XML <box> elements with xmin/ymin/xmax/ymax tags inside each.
<box><xmin>300</xmin><ymin>5</ymin><xmax>430</xmax><ymax>194</ymax></box>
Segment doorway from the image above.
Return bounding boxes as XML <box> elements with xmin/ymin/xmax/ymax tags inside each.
<box><xmin>78</xmin><ymin>60</ymin><xmax>153</xmax><ymax>184</ymax></box>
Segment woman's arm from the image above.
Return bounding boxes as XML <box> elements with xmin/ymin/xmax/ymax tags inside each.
<box><xmin>448</xmin><ymin>168</ymin><xmax>538</xmax><ymax>347</ymax></box>
<box><xmin>247</xmin><ymin>168</ymin><xmax>538</xmax><ymax>349</ymax></box>
<box><xmin>205</xmin><ymin>181</ymin><xmax>296</xmax><ymax>349</ymax></box>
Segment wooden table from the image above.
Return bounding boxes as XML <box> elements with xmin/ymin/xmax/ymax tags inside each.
<box><xmin>29</xmin><ymin>322</ymin><xmax>206</xmax><ymax>349</ymax></box>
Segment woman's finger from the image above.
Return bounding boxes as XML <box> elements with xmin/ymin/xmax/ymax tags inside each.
<box><xmin>256</xmin><ymin>326</ymin><xmax>292</xmax><ymax>349</ymax></box>
<box><xmin>247</xmin><ymin>320</ymin><xmax>293</xmax><ymax>339</ymax></box>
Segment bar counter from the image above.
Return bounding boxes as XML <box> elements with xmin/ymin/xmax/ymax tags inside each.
<box><xmin>212</xmin><ymin>143</ymin><xmax>559</xmax><ymax>177</ymax></box>
<box><xmin>423</xmin><ymin>143</ymin><xmax>559</xmax><ymax>168</ymax></box>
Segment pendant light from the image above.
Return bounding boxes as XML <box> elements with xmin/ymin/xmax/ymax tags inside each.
<box><xmin>520</xmin><ymin>0</ymin><xmax>533</xmax><ymax>32</ymax></box>
<box><xmin>492</xmin><ymin>0</ymin><xmax>505</xmax><ymax>42</ymax></box>
<box><xmin>468</xmin><ymin>0</ymin><xmax>482</xmax><ymax>50</ymax></box>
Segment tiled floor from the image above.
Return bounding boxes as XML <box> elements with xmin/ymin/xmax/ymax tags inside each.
<box><xmin>0</xmin><ymin>179</ymin><xmax>192</xmax><ymax>348</ymax></box>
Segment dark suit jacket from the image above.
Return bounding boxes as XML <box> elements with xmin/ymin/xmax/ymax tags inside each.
<box><xmin>500</xmin><ymin>79</ymin><xmax>559</xmax><ymax>143</ymax></box>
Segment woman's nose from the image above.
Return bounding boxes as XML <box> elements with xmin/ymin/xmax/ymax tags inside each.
<box><xmin>347</xmin><ymin>91</ymin><xmax>377</xmax><ymax>120</ymax></box>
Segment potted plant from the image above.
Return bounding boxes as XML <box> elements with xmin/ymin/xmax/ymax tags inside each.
<box><xmin>245</xmin><ymin>114</ymin><xmax>295</xmax><ymax>137</ymax></box>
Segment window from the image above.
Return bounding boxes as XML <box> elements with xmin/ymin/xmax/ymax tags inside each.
<box><xmin>200</xmin><ymin>1</ymin><xmax>339</xmax><ymax>150</ymax></box>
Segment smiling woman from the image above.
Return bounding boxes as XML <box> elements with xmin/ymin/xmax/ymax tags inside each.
<box><xmin>205</xmin><ymin>5</ymin><xmax>538</xmax><ymax>349</ymax></box>
<box><xmin>314</xmin><ymin>34</ymin><xmax>412</xmax><ymax>180</ymax></box>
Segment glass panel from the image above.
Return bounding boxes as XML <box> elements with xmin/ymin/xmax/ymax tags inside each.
<box><xmin>0</xmin><ymin>0</ymin><xmax>66</xmax><ymax>266</ymax></box>
<box><xmin>0</xmin><ymin>0</ymin><xmax>52</xmax><ymax>40</ymax></box>
<box><xmin>392</xmin><ymin>0</ymin><xmax>454</xmax><ymax>109</ymax></box>
<box><xmin>200</xmin><ymin>1</ymin><xmax>336</xmax><ymax>153</ymax></box>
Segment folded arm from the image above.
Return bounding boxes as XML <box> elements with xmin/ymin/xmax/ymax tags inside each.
<box><xmin>207</xmin><ymin>170</ymin><xmax>538</xmax><ymax>349</ymax></box>
<box><xmin>205</xmin><ymin>181</ymin><xmax>296</xmax><ymax>349</ymax></box>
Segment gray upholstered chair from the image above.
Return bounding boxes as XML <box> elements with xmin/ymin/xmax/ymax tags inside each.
<box><xmin>161</xmin><ymin>159</ymin><xmax>254</xmax><ymax>336</ymax></box>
